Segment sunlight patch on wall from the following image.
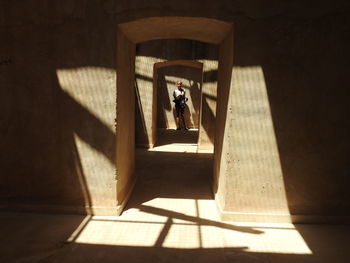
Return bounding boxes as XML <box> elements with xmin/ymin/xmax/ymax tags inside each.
<box><xmin>199</xmin><ymin>59</ymin><xmax>218</xmax><ymax>108</ymax></box>
<box><xmin>56</xmin><ymin>67</ymin><xmax>116</xmax><ymax>133</ymax></box>
<box><xmin>135</xmin><ymin>56</ymin><xmax>165</xmax><ymax>146</ymax></box>
<box><xmin>222</xmin><ymin>66</ymin><xmax>290</xmax><ymax>215</ymax></box>
<box><xmin>197</xmin><ymin>59</ymin><xmax>218</xmax><ymax>151</ymax></box>
<box><xmin>74</xmin><ymin>133</ymin><xmax>116</xmax><ymax>207</ymax></box>
<box><xmin>56</xmin><ymin>67</ymin><xmax>116</xmax><ymax>207</ymax></box>
<box><xmin>204</xmin><ymin>95</ymin><xmax>217</xmax><ymax>116</ymax></box>
<box><xmin>136</xmin><ymin>56</ymin><xmax>164</xmax><ymax>79</ymax></box>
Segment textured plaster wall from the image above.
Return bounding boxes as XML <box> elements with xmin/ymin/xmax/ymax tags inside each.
<box><xmin>0</xmin><ymin>1</ymin><xmax>118</xmax><ymax>213</ymax></box>
<box><xmin>0</xmin><ymin>1</ymin><xmax>349</xmax><ymax>219</ymax></box>
<box><xmin>220</xmin><ymin>66</ymin><xmax>290</xmax><ymax>219</ymax></box>
<box><xmin>135</xmin><ymin>55</ymin><xmax>164</xmax><ymax>147</ymax></box>
<box><xmin>198</xmin><ymin>59</ymin><xmax>218</xmax><ymax>151</ymax></box>
<box><xmin>227</xmin><ymin>14</ymin><xmax>350</xmax><ymax>219</ymax></box>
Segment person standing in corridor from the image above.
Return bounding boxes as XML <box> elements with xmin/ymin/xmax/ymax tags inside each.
<box><xmin>173</xmin><ymin>81</ymin><xmax>189</xmax><ymax>130</ymax></box>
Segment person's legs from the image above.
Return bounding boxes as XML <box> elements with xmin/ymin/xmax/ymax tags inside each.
<box><xmin>180</xmin><ymin>108</ymin><xmax>188</xmax><ymax>130</ymax></box>
<box><xmin>175</xmin><ymin>104</ymin><xmax>181</xmax><ymax>130</ymax></box>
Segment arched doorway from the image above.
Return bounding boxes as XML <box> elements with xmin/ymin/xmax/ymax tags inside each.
<box><xmin>116</xmin><ymin>17</ymin><xmax>233</xmax><ymax>214</ymax></box>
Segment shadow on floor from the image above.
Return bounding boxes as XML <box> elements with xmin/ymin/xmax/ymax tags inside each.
<box><xmin>131</xmin><ymin>148</ymin><xmax>212</xmax><ymax>206</ymax></box>
<box><xmin>0</xmin><ymin>212</ymin><xmax>87</xmax><ymax>263</ymax></box>
<box><xmin>36</xmin><ymin>244</ymin><xmax>318</xmax><ymax>263</ymax></box>
<box><xmin>3</xmin><ymin>218</ymin><xmax>349</xmax><ymax>263</ymax></box>
<box><xmin>156</xmin><ymin>129</ymin><xmax>199</xmax><ymax>146</ymax></box>
<box><xmin>1</xmin><ymin>205</ymin><xmax>350</xmax><ymax>263</ymax></box>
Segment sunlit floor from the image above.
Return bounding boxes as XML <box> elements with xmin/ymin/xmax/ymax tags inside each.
<box><xmin>1</xmin><ymin>141</ymin><xmax>350</xmax><ymax>262</ymax></box>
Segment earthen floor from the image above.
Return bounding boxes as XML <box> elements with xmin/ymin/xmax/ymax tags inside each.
<box><xmin>1</xmin><ymin>141</ymin><xmax>349</xmax><ymax>263</ymax></box>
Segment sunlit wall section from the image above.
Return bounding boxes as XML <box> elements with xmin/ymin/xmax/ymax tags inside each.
<box><xmin>198</xmin><ymin>59</ymin><xmax>218</xmax><ymax>151</ymax></box>
<box><xmin>57</xmin><ymin>67</ymin><xmax>117</xmax><ymax>214</ymax></box>
<box><xmin>135</xmin><ymin>56</ymin><xmax>164</xmax><ymax>147</ymax></box>
<box><xmin>219</xmin><ymin>66</ymin><xmax>290</xmax><ymax>222</ymax></box>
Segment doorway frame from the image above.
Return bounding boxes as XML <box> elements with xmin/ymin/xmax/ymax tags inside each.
<box><xmin>153</xmin><ymin>60</ymin><xmax>203</xmax><ymax>144</ymax></box>
<box><xmin>116</xmin><ymin>17</ymin><xmax>233</xmax><ymax>214</ymax></box>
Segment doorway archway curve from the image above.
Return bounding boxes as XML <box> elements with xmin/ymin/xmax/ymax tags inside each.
<box><xmin>118</xmin><ymin>17</ymin><xmax>232</xmax><ymax>44</ymax></box>
<box><xmin>116</xmin><ymin>16</ymin><xmax>233</xmax><ymax>215</ymax></box>
<box><xmin>154</xmin><ymin>59</ymin><xmax>203</xmax><ymax>70</ymax></box>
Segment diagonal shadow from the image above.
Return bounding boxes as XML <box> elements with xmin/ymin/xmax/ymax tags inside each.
<box><xmin>58</xmin><ymin>89</ymin><xmax>116</xmax><ymax>165</ymax></box>
<box><xmin>138</xmin><ymin>204</ymin><xmax>263</xmax><ymax>235</ymax></box>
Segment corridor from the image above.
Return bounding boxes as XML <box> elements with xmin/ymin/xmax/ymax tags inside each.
<box><xmin>1</xmin><ymin>132</ymin><xmax>350</xmax><ymax>263</ymax></box>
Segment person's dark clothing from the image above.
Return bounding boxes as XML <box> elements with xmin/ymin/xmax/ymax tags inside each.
<box><xmin>175</xmin><ymin>103</ymin><xmax>185</xmax><ymax>117</ymax></box>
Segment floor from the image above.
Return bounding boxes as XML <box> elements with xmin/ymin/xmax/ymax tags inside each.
<box><xmin>1</xmin><ymin>131</ymin><xmax>350</xmax><ymax>263</ymax></box>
